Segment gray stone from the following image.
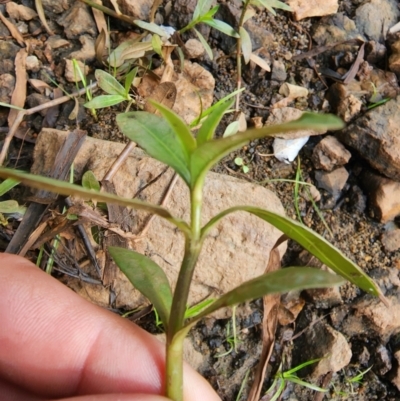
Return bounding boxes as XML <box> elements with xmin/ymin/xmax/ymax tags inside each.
<box><xmin>355</xmin><ymin>0</ymin><xmax>399</xmax><ymax>42</ymax></box>
<box><xmin>373</xmin><ymin>344</ymin><xmax>392</xmax><ymax>376</ymax></box>
<box><xmin>314</xmin><ymin>167</ymin><xmax>349</xmax><ymax>200</ymax></box>
<box><xmin>293</xmin><ymin>322</ymin><xmax>352</xmax><ymax>378</ymax></box>
<box><xmin>185</xmin><ymin>39</ymin><xmax>205</xmax><ymax>59</ymax></box>
<box><xmin>25</xmin><ymin>55</ymin><xmax>41</xmax><ymax>72</ymax></box>
<box><xmin>57</xmin><ymin>2</ymin><xmax>97</xmax><ymax>39</ymax></box>
<box><xmin>337</xmin><ymin>96</ymin><xmax>400</xmax><ymax>181</ymax></box>
<box><xmin>381</xmin><ymin>229</ymin><xmax>400</xmax><ymax>252</ymax></box>
<box><xmin>391</xmin><ymin>350</ymin><xmax>400</xmax><ymax>391</ymax></box>
<box><xmin>41</xmin><ymin>0</ymin><xmax>71</xmax><ymax>14</ymax></box>
<box><xmin>0</xmin><ymin>40</ymin><xmax>20</xmax><ymax>60</ymax></box>
<box><xmin>312</xmin><ymin>135</ymin><xmax>351</xmax><ymax>171</ymax></box>
<box><xmin>32</xmin><ymin>129</ymin><xmax>287</xmax><ymax>319</ymax></box>
<box><xmin>271</xmin><ymin>59</ymin><xmax>287</xmax><ymax>82</ymax></box>
<box><xmin>0</xmin><ymin>73</ymin><xmax>15</xmax><ymax>104</ymax></box>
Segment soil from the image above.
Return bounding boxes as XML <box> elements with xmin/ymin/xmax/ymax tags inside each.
<box><xmin>1</xmin><ymin>1</ymin><xmax>400</xmax><ymax>400</ymax></box>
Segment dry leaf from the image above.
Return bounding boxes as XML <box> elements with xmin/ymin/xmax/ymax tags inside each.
<box><xmin>238</xmin><ymin>111</ymin><xmax>247</xmax><ymax>132</ymax></box>
<box><xmin>8</xmin><ymin>48</ymin><xmax>27</xmax><ymax>128</ymax></box>
<box><xmin>250</xmin><ymin>52</ymin><xmax>271</xmax><ymax>72</ymax></box>
<box><xmin>34</xmin><ymin>0</ymin><xmax>54</xmax><ymax>35</ymax></box>
<box><xmin>95</xmin><ymin>28</ymin><xmax>107</xmax><ymax>65</ymax></box>
<box><xmin>29</xmin><ymin>78</ymin><xmax>52</xmax><ymax>94</ymax></box>
<box><xmin>0</xmin><ymin>10</ymin><xmax>25</xmax><ymax>46</ymax></box>
<box><xmin>247</xmin><ymin>236</ymin><xmax>286</xmax><ymax>401</ymax></box>
<box><xmin>92</xmin><ymin>0</ymin><xmax>109</xmax><ymax>48</ymax></box>
<box><xmin>144</xmin><ymin>82</ymin><xmax>177</xmax><ymax>114</ymax></box>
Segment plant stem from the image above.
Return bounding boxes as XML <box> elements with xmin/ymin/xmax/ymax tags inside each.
<box><xmin>235</xmin><ymin>0</ymin><xmax>251</xmax><ymax>112</ymax></box>
<box><xmin>166</xmin><ymin>180</ymin><xmax>204</xmax><ymax>400</ymax></box>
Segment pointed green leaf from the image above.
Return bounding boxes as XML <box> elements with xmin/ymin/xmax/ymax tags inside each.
<box><xmin>109</xmin><ymin>247</ymin><xmax>172</xmax><ymax>327</ymax></box>
<box><xmin>193</xmin><ymin>28</ymin><xmax>213</xmax><ymax>60</ymax></box>
<box><xmin>0</xmin><ymin>178</ymin><xmax>19</xmax><ymax>196</ymax></box>
<box><xmin>186</xmin><ymin>267</ymin><xmax>345</xmax><ymax>324</ymax></box>
<box><xmin>133</xmin><ymin>20</ymin><xmax>170</xmax><ymax>37</ymax></box>
<box><xmin>95</xmin><ymin>70</ymin><xmax>126</xmax><ymax>96</ymax></box>
<box><xmin>240</xmin><ymin>27</ymin><xmax>252</xmax><ymax>64</ymax></box>
<box><xmin>149</xmin><ymin>101</ymin><xmax>197</xmax><ymax>155</ymax></box>
<box><xmin>201</xmin><ymin>5</ymin><xmax>219</xmax><ymax>20</ymax></box>
<box><xmin>125</xmin><ymin>67</ymin><xmax>138</xmax><ymax>94</ymax></box>
<box><xmin>197</xmin><ymin>99</ymin><xmax>234</xmax><ymax>145</ymax></box>
<box><xmin>193</xmin><ymin>0</ymin><xmax>214</xmax><ymax>21</ymax></box>
<box><xmin>82</xmin><ymin>171</ymin><xmax>100</xmax><ymax>191</ymax></box>
<box><xmin>223</xmin><ymin>121</ymin><xmax>239</xmax><ymax>137</ymax></box>
<box><xmin>202</xmin><ymin>206</ymin><xmax>384</xmax><ymax>299</ymax></box>
<box><xmin>117</xmin><ymin>112</ymin><xmax>191</xmax><ymax>185</ymax></box>
<box><xmin>190</xmin><ymin>113</ymin><xmax>344</xmax><ymax>187</ymax></box>
<box><xmin>107</xmin><ymin>38</ymin><xmax>152</xmax><ymax>68</ymax></box>
<box><xmin>0</xmin><ymin>102</ymin><xmax>24</xmax><ymax>111</ymax></box>
<box><xmin>151</xmin><ymin>34</ymin><xmax>163</xmax><ymax>57</ymax></box>
<box><xmin>203</xmin><ymin>19</ymin><xmax>240</xmax><ymax>38</ymax></box>
<box><xmin>84</xmin><ymin>95</ymin><xmax>126</xmax><ymax>109</ymax></box>
<box><xmin>0</xmin><ymin>167</ymin><xmax>189</xmax><ymax>232</ymax></box>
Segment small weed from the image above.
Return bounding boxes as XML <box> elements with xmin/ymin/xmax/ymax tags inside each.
<box><xmin>265</xmin><ymin>358</ymin><xmax>327</xmax><ymax>401</ymax></box>
<box><xmin>234</xmin><ymin>157</ymin><xmax>250</xmax><ymax>173</ymax></box>
<box><xmin>216</xmin><ymin>307</ymin><xmax>242</xmax><ymax>357</ymax></box>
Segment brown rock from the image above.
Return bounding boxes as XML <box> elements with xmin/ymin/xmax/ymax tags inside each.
<box><xmin>64</xmin><ymin>59</ymin><xmax>89</xmax><ymax>83</ymax></box>
<box><xmin>32</xmin><ymin>129</ymin><xmax>287</xmax><ymax>319</ymax></box>
<box><xmin>391</xmin><ymin>350</ymin><xmax>400</xmax><ymax>391</ymax></box>
<box><xmin>312</xmin><ymin>135</ymin><xmax>351</xmax><ymax>171</ymax></box>
<box><xmin>57</xmin><ymin>2</ymin><xmax>97</xmax><ymax>39</ymax></box>
<box><xmin>0</xmin><ymin>73</ymin><xmax>15</xmax><ymax>103</ymax></box>
<box><xmin>327</xmin><ymin>82</ymin><xmax>363</xmax><ymax>122</ymax></box>
<box><xmin>314</xmin><ymin>167</ymin><xmax>349</xmax><ymax>199</ymax></box>
<box><xmin>117</xmin><ymin>0</ymin><xmax>154</xmax><ymax>20</ymax></box>
<box><xmin>389</xmin><ymin>36</ymin><xmax>400</xmax><ymax>77</ymax></box>
<box><xmin>185</xmin><ymin>39</ymin><xmax>205</xmax><ymax>59</ymax></box>
<box><xmin>287</xmin><ymin>0</ymin><xmax>339</xmax><ymax>21</ymax></box>
<box><xmin>342</xmin><ymin>295</ymin><xmax>400</xmax><ymax>341</ymax></box>
<box><xmin>337</xmin><ymin>96</ymin><xmax>400</xmax><ymax>181</ymax></box>
<box><xmin>381</xmin><ymin>229</ymin><xmax>400</xmax><ymax>252</ymax></box>
<box><xmin>6</xmin><ymin>2</ymin><xmax>37</xmax><ymax>20</ymax></box>
<box><xmin>293</xmin><ymin>322</ymin><xmax>352</xmax><ymax>378</ymax></box>
<box><xmin>69</xmin><ymin>35</ymin><xmax>96</xmax><ymax>62</ymax></box>
<box><xmin>360</xmin><ymin>171</ymin><xmax>400</xmax><ymax>222</ymax></box>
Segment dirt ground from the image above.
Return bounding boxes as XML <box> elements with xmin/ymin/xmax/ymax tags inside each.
<box><xmin>1</xmin><ymin>0</ymin><xmax>400</xmax><ymax>400</ymax></box>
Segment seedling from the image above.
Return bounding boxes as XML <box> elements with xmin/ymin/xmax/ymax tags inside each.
<box><xmin>0</xmin><ymin>99</ymin><xmax>385</xmax><ymax>401</ymax></box>
<box><xmin>234</xmin><ymin>157</ymin><xmax>250</xmax><ymax>173</ymax></box>
<box><xmin>265</xmin><ymin>358</ymin><xmax>328</xmax><ymax>401</ymax></box>
<box><xmin>343</xmin><ymin>365</ymin><xmax>372</xmax><ymax>395</ymax></box>
<box><xmin>0</xmin><ymin>178</ymin><xmax>24</xmax><ymax>226</ymax></box>
<box><xmin>84</xmin><ymin>68</ymin><xmax>138</xmax><ymax>112</ymax></box>
<box><xmin>216</xmin><ymin>307</ymin><xmax>242</xmax><ymax>357</ymax></box>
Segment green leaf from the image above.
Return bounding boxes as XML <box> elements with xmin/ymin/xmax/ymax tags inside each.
<box><xmin>202</xmin><ymin>206</ymin><xmax>384</xmax><ymax>299</ymax></box>
<box><xmin>204</xmin><ymin>19</ymin><xmax>240</xmax><ymax>38</ymax></box>
<box><xmin>239</xmin><ymin>27</ymin><xmax>252</xmax><ymax>64</ymax></box>
<box><xmin>190</xmin><ymin>113</ymin><xmax>344</xmax><ymax>188</ymax></box>
<box><xmin>109</xmin><ymin>247</ymin><xmax>172</xmax><ymax>328</ymax></box>
<box><xmin>243</xmin><ymin>7</ymin><xmax>256</xmax><ymax>23</ymax></box>
<box><xmin>185</xmin><ymin>267</ymin><xmax>345</xmax><ymax>325</ymax></box>
<box><xmin>116</xmin><ymin>112</ymin><xmax>191</xmax><ymax>185</ymax></box>
<box><xmin>108</xmin><ymin>39</ymin><xmax>153</xmax><ymax>68</ymax></box>
<box><xmin>193</xmin><ymin>28</ymin><xmax>213</xmax><ymax>60</ymax></box>
<box><xmin>133</xmin><ymin>20</ymin><xmax>171</xmax><ymax>37</ymax></box>
<box><xmin>223</xmin><ymin>121</ymin><xmax>239</xmax><ymax>138</ymax></box>
<box><xmin>0</xmin><ymin>167</ymin><xmax>189</xmax><ymax>232</ymax></box>
<box><xmin>82</xmin><ymin>171</ymin><xmax>100</xmax><ymax>191</ymax></box>
<box><xmin>193</xmin><ymin>0</ymin><xmax>214</xmax><ymax>21</ymax></box>
<box><xmin>189</xmin><ymin>88</ymin><xmax>243</xmax><ymax>127</ymax></box>
<box><xmin>197</xmin><ymin>99</ymin><xmax>234</xmax><ymax>145</ymax></box>
<box><xmin>0</xmin><ymin>102</ymin><xmax>24</xmax><ymax>111</ymax></box>
<box><xmin>255</xmin><ymin>0</ymin><xmax>292</xmax><ymax>14</ymax></box>
<box><xmin>84</xmin><ymin>95</ymin><xmax>126</xmax><ymax>109</ymax></box>
<box><xmin>149</xmin><ymin>101</ymin><xmax>197</xmax><ymax>155</ymax></box>
<box><xmin>124</xmin><ymin>67</ymin><xmax>138</xmax><ymax>95</ymax></box>
<box><xmin>0</xmin><ymin>178</ymin><xmax>19</xmax><ymax>196</ymax></box>
<box><xmin>95</xmin><ymin>70</ymin><xmax>126</xmax><ymax>96</ymax></box>
<box><xmin>200</xmin><ymin>5</ymin><xmax>219</xmax><ymax>20</ymax></box>
<box><xmin>0</xmin><ymin>200</ymin><xmax>26</xmax><ymax>214</ymax></box>
<box><xmin>151</xmin><ymin>34</ymin><xmax>163</xmax><ymax>57</ymax></box>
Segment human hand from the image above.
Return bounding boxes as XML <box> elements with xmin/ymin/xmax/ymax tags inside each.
<box><xmin>0</xmin><ymin>254</ymin><xmax>221</xmax><ymax>401</ymax></box>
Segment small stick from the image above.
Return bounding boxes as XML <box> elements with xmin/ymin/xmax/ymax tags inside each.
<box><xmin>0</xmin><ymin>82</ymin><xmax>97</xmax><ymax>166</ymax></box>
<box><xmin>102</xmin><ymin>141</ymin><xmax>137</xmax><ymax>181</ymax></box>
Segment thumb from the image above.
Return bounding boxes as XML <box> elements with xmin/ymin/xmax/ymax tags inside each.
<box><xmin>54</xmin><ymin>395</ymin><xmax>170</xmax><ymax>401</ymax></box>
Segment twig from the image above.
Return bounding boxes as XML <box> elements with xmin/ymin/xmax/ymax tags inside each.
<box><xmin>78</xmin><ymin>0</ymin><xmax>135</xmax><ymax>25</ymax></box>
<box><xmin>102</xmin><ymin>141</ymin><xmax>137</xmax><ymax>181</ymax></box>
<box><xmin>0</xmin><ymin>82</ymin><xmax>97</xmax><ymax>166</ymax></box>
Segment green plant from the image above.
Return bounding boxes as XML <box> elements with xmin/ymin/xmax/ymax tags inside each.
<box><xmin>265</xmin><ymin>358</ymin><xmax>328</xmax><ymax>401</ymax></box>
<box><xmin>234</xmin><ymin>0</ymin><xmax>292</xmax><ymax>110</ymax></box>
<box><xmin>216</xmin><ymin>307</ymin><xmax>242</xmax><ymax>357</ymax></box>
<box><xmin>179</xmin><ymin>0</ymin><xmax>239</xmax><ymax>59</ymax></box>
<box><xmin>84</xmin><ymin>68</ymin><xmax>138</xmax><ymax>112</ymax></box>
<box><xmin>343</xmin><ymin>365</ymin><xmax>372</xmax><ymax>395</ymax></box>
<box><xmin>0</xmin><ymin>100</ymin><xmax>385</xmax><ymax>401</ymax></box>
<box><xmin>234</xmin><ymin>157</ymin><xmax>249</xmax><ymax>173</ymax></box>
<box><xmin>0</xmin><ymin>178</ymin><xmax>24</xmax><ymax>225</ymax></box>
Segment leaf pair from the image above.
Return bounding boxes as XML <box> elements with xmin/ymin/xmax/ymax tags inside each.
<box><xmin>117</xmin><ymin>101</ymin><xmax>344</xmax><ymax>190</ymax></box>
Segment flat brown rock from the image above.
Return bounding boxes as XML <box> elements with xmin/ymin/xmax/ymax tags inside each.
<box><xmin>287</xmin><ymin>0</ymin><xmax>339</xmax><ymax>21</ymax></box>
<box><xmin>32</xmin><ymin>129</ymin><xmax>286</xmax><ymax>318</ymax></box>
